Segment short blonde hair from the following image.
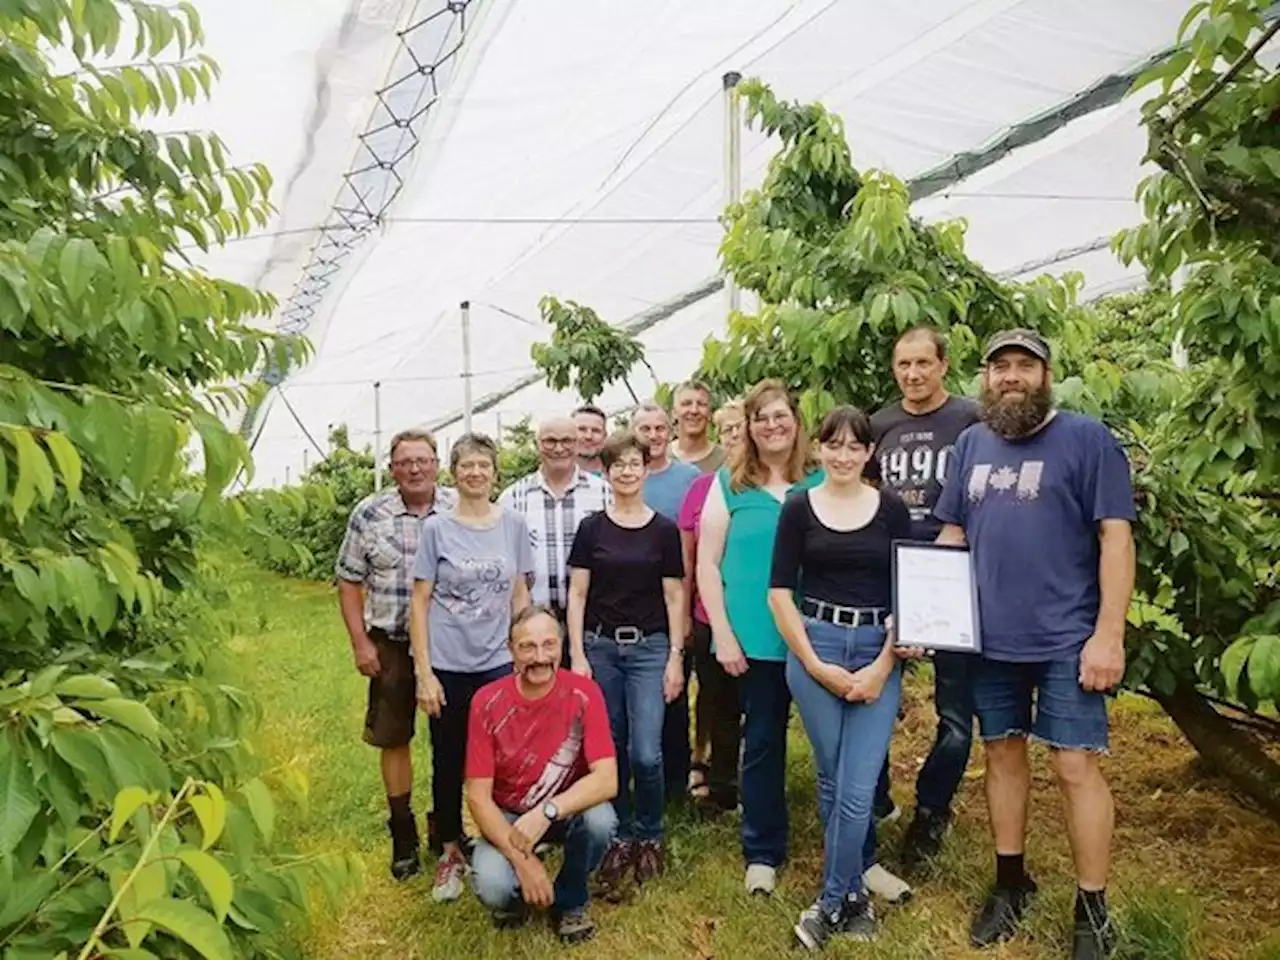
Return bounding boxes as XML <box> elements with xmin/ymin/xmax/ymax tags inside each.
<box><xmin>389</xmin><ymin>429</ymin><xmax>438</xmax><ymax>459</ymax></box>
<box><xmin>713</xmin><ymin>401</ymin><xmax>745</xmax><ymax>429</ymax></box>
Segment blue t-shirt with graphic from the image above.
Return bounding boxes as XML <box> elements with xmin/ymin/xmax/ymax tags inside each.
<box><xmin>643</xmin><ymin>460</ymin><xmax>700</xmax><ymax>522</ymax></box>
<box><xmin>933</xmin><ymin>411</ymin><xmax>1135</xmax><ymax>663</ymax></box>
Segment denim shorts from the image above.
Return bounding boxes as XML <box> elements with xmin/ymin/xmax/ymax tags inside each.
<box><xmin>972</xmin><ymin>654</ymin><xmax>1109</xmax><ymax>753</ymax></box>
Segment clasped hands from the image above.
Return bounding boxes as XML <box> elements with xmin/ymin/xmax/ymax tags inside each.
<box><xmin>506</xmin><ymin>806</ymin><xmax>555</xmax><ymax>907</ymax></box>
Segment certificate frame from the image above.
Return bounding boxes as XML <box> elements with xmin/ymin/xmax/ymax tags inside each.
<box><xmin>891</xmin><ymin>540</ymin><xmax>982</xmax><ymax>654</ymax></box>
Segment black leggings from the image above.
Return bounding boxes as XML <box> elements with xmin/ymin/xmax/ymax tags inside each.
<box><xmin>428</xmin><ymin>664</ymin><xmax>512</xmax><ymax>847</ymax></box>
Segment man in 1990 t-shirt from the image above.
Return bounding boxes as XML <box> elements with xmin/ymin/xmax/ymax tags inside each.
<box><xmin>869</xmin><ymin>326</ymin><xmax>980</xmax><ymax>873</ymax></box>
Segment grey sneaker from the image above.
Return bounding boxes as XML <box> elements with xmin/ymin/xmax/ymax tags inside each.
<box><xmin>556</xmin><ymin>907</ymin><xmax>596</xmax><ymax>945</ymax></box>
<box><xmin>744</xmin><ymin>863</ymin><xmax>776</xmax><ymax>895</ymax></box>
<box><xmin>839</xmin><ymin>893</ymin><xmax>878</xmax><ymax>940</ymax></box>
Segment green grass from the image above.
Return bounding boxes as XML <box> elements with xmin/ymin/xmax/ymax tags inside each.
<box><xmin>225</xmin><ymin>556</ymin><xmax>1280</xmax><ymax>959</ymax></box>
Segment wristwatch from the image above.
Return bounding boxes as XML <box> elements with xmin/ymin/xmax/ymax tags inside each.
<box><xmin>542</xmin><ymin>800</ymin><xmax>560</xmax><ymax>822</ymax></box>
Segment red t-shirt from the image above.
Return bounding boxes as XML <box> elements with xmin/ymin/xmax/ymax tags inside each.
<box><xmin>466</xmin><ymin>670</ymin><xmax>615</xmax><ymax>814</ymax></box>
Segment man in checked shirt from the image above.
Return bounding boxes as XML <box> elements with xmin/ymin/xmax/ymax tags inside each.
<box><xmin>336</xmin><ymin>429</ymin><xmax>457</xmax><ymax>881</ymax></box>
<box><xmin>499</xmin><ymin>415</ymin><xmax>609</xmax><ymax>650</ymax></box>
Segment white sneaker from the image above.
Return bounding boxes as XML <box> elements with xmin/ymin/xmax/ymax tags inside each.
<box><xmin>863</xmin><ymin>863</ymin><xmax>912</xmax><ymax>904</ymax></box>
<box><xmin>431</xmin><ymin>849</ymin><xmax>467</xmax><ymax>903</ymax></box>
<box><xmin>745</xmin><ymin>863</ymin><xmax>777</xmax><ymax>895</ymax></box>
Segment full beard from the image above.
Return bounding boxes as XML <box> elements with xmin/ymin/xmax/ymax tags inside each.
<box><xmin>981</xmin><ymin>384</ymin><xmax>1053</xmax><ymax>439</ymax></box>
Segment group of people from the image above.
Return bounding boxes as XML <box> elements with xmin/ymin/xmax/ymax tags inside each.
<box><xmin>335</xmin><ymin>325</ymin><xmax>1136</xmax><ymax>958</ymax></box>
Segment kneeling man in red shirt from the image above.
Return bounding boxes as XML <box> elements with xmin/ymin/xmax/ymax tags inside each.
<box><xmin>465</xmin><ymin>604</ymin><xmax>619</xmax><ymax>944</ymax></box>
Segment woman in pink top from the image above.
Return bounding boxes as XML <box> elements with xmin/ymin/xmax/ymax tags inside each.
<box><xmin>678</xmin><ymin>400</ymin><xmax>745</xmax><ymax>811</ymax></box>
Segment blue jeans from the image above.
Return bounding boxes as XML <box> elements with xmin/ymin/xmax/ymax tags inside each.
<box><xmin>585</xmin><ymin>631</ymin><xmax>669</xmax><ymax>841</ymax></box>
<box><xmin>472</xmin><ymin>803</ymin><xmax>618</xmax><ymax>913</ymax></box>
<box><xmin>787</xmin><ymin>620</ymin><xmax>902</xmax><ymax>913</ymax></box>
<box><xmin>739</xmin><ymin>659</ymin><xmax>790</xmax><ymax>867</ymax></box>
<box><xmin>973</xmin><ymin>654</ymin><xmax>1109</xmax><ymax>752</ymax></box>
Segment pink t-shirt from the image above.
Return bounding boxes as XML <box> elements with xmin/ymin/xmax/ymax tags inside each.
<box><xmin>677</xmin><ymin>472</ymin><xmax>717</xmax><ymax>625</ymax></box>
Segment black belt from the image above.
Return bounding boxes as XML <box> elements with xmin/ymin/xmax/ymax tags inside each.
<box><xmin>800</xmin><ymin>598</ymin><xmax>887</xmax><ymax>628</ymax></box>
<box><xmin>591</xmin><ymin>625</ymin><xmax>645</xmax><ymax>645</ymax></box>
<box><xmin>368</xmin><ymin>626</ymin><xmax>408</xmax><ymax>641</ymax></box>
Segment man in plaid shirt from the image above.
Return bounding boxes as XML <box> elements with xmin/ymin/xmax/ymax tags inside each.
<box><xmin>499</xmin><ymin>415</ymin><xmax>608</xmax><ymax>638</ymax></box>
<box><xmin>336</xmin><ymin>428</ymin><xmax>457</xmax><ymax>881</ymax></box>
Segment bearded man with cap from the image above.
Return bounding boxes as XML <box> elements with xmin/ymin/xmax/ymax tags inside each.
<box><xmin>933</xmin><ymin>329</ymin><xmax>1136</xmax><ymax>960</ymax></box>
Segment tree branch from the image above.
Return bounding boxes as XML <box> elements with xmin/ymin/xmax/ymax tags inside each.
<box><xmin>1169</xmin><ymin>16</ymin><xmax>1280</xmax><ymax>128</ymax></box>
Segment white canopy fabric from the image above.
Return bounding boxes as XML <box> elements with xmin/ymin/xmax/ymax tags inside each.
<box><xmin>195</xmin><ymin>0</ymin><xmax>1199</xmax><ymax>487</ymax></box>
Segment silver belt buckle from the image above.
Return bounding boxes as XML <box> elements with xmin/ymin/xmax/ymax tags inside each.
<box><xmin>614</xmin><ymin>626</ymin><xmax>642</xmax><ymax>645</ymax></box>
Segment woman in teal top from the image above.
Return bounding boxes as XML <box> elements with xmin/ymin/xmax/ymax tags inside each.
<box><xmin>697</xmin><ymin>379</ymin><xmax>818</xmax><ymax>894</ymax></box>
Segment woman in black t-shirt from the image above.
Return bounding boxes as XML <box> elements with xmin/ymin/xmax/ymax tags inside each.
<box><xmin>567</xmin><ymin>430</ymin><xmax>685</xmax><ymax>897</ymax></box>
<box><xmin>767</xmin><ymin>406</ymin><xmax>916</xmax><ymax>950</ymax></box>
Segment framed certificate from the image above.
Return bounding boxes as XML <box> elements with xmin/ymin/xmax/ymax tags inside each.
<box><xmin>891</xmin><ymin>541</ymin><xmax>982</xmax><ymax>654</ymax></box>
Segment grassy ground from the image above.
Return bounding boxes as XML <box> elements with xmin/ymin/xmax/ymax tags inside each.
<box><xmin>225</xmin><ymin>558</ymin><xmax>1280</xmax><ymax>960</ymax></box>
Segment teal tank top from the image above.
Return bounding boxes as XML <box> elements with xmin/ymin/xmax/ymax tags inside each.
<box><xmin>717</xmin><ymin>466</ymin><xmax>822</xmax><ymax>662</ymax></box>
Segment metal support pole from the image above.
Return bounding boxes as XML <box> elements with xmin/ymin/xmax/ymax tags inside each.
<box><xmin>373</xmin><ymin>380</ymin><xmax>384</xmax><ymax>491</ymax></box>
<box><xmin>302</xmin><ymin>448</ymin><xmax>309</xmax><ymax>473</ymax></box>
<box><xmin>723</xmin><ymin>71</ymin><xmax>743</xmax><ymax>318</ymax></box>
<box><xmin>461</xmin><ymin>300</ymin><xmax>474</xmax><ymax>433</ymax></box>
<box><xmin>285</xmin><ymin>465</ymin><xmax>291</xmax><ymax>486</ymax></box>
<box><xmin>495</xmin><ymin>411</ymin><xmax>504</xmax><ymax>440</ymax></box>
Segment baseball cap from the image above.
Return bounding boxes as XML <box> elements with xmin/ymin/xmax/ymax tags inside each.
<box><xmin>982</xmin><ymin>328</ymin><xmax>1051</xmax><ymax>364</ymax></box>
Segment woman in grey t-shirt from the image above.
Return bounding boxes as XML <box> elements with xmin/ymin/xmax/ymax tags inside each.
<box><xmin>409</xmin><ymin>433</ymin><xmax>534</xmax><ymax>903</ymax></box>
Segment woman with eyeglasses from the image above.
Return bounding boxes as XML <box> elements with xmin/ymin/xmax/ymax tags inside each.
<box><xmin>677</xmin><ymin>400</ymin><xmax>746</xmax><ymax>811</ymax></box>
<box><xmin>696</xmin><ymin>379</ymin><xmax>820</xmax><ymax>896</ymax></box>
<box><xmin>567</xmin><ymin>430</ymin><xmax>685</xmax><ymax>898</ymax></box>
<box><xmin>768</xmin><ymin>406</ymin><xmax>916</xmax><ymax>949</ymax></box>
<box><xmin>410</xmin><ymin>432</ymin><xmax>535</xmax><ymax>904</ymax></box>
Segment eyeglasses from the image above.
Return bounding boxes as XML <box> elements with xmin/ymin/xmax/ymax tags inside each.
<box><xmin>752</xmin><ymin>412</ymin><xmax>794</xmax><ymax>426</ymax></box>
<box><xmin>392</xmin><ymin>457</ymin><xmax>437</xmax><ymax>469</ymax></box>
<box><xmin>539</xmin><ymin>437</ymin><xmax>576</xmax><ymax>448</ymax></box>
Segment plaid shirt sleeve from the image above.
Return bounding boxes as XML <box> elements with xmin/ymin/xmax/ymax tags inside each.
<box><xmin>334</xmin><ymin>500</ymin><xmax>370</xmax><ymax>582</ymax></box>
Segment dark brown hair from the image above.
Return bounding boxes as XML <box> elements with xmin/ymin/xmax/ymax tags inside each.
<box><xmin>510</xmin><ymin>604</ymin><xmax>562</xmax><ymax>643</ymax></box>
<box><xmin>600</xmin><ymin>430</ymin><xmax>651</xmax><ymax>469</ymax></box>
<box><xmin>817</xmin><ymin>405</ymin><xmax>874</xmax><ymax>446</ymax></box>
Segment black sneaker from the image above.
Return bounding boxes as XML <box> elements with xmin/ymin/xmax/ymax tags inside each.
<box><xmin>1072</xmin><ymin>909</ymin><xmax>1117</xmax><ymax>959</ymax></box>
<box><xmin>874</xmin><ymin>794</ymin><xmax>900</xmax><ymax>826</ymax></box>
<box><xmin>969</xmin><ymin>878</ymin><xmax>1038</xmax><ymax>947</ymax></box>
<box><xmin>387</xmin><ymin>816</ymin><xmax>421</xmax><ymax>881</ymax></box>
<box><xmin>491</xmin><ymin>898</ymin><xmax>528</xmax><ymax>930</ymax></box>
<box><xmin>838</xmin><ymin>893</ymin><xmax>878</xmax><ymax>940</ymax></box>
<box><xmin>900</xmin><ymin>806</ymin><xmax>949</xmax><ymax>874</ymax></box>
<box><xmin>556</xmin><ymin>907</ymin><xmax>597</xmax><ymax>945</ymax></box>
<box><xmin>794</xmin><ymin>902</ymin><xmax>842</xmax><ymax>951</ymax></box>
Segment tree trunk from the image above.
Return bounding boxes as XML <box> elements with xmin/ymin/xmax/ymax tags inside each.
<box><xmin>1154</xmin><ymin>681</ymin><xmax>1280</xmax><ymax>822</ymax></box>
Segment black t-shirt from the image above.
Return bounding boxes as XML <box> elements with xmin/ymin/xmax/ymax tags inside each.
<box><xmin>770</xmin><ymin>489</ymin><xmax>911</xmax><ymax>609</ymax></box>
<box><xmin>568</xmin><ymin>511</ymin><xmax>684</xmax><ymax>634</ymax></box>
<box><xmin>869</xmin><ymin>395</ymin><xmax>981</xmax><ymax>540</ymax></box>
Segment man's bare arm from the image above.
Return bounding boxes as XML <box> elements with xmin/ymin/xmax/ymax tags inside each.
<box><xmin>1095</xmin><ymin>519</ymin><xmax>1135</xmax><ymax>640</ymax></box>
<box><xmin>548</xmin><ymin>757</ymin><xmax>618</xmax><ymax>817</ymax></box>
